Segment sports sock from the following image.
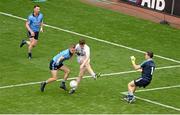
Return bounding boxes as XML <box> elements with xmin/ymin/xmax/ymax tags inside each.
<box><xmin>128</xmin><ymin>91</ymin><xmax>134</xmax><ymax>96</ymax></box>
<box><xmin>91</xmin><ymin>72</ymin><xmax>96</xmax><ymax>77</ymax></box>
<box><xmin>61</xmin><ymin>80</ymin><xmax>66</xmax><ymax>84</ymax></box>
<box><xmin>72</xmin><ymin>87</ymin><xmax>76</xmax><ymax>90</ymax></box>
<box><xmin>28</xmin><ymin>52</ymin><xmax>32</xmax><ymax>57</ymax></box>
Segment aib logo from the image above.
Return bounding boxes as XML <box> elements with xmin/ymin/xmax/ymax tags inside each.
<box><xmin>141</xmin><ymin>0</ymin><xmax>165</xmax><ymax>11</ymax></box>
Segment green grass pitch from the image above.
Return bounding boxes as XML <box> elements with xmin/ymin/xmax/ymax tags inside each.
<box><xmin>0</xmin><ymin>0</ymin><xmax>180</xmax><ymax>114</ymax></box>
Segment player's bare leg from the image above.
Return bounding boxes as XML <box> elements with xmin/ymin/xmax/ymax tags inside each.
<box><xmin>20</xmin><ymin>37</ymin><xmax>37</xmax><ymax>59</ymax></box>
<box><xmin>124</xmin><ymin>81</ymin><xmax>136</xmax><ymax>103</ymax></box>
<box><xmin>69</xmin><ymin>66</ymin><xmax>86</xmax><ymax>94</ymax></box>
<box><xmin>28</xmin><ymin>38</ymin><xmax>37</xmax><ymax>59</ymax></box>
<box><xmin>76</xmin><ymin>66</ymin><xmax>86</xmax><ymax>85</ymax></box>
<box><xmin>59</xmin><ymin>65</ymin><xmax>70</xmax><ymax>91</ymax></box>
<box><xmin>40</xmin><ymin>70</ymin><xmax>58</xmax><ymax>92</ymax></box>
<box><xmin>128</xmin><ymin>81</ymin><xmax>136</xmax><ymax>93</ymax></box>
<box><xmin>86</xmin><ymin>62</ymin><xmax>101</xmax><ymax>80</ymax></box>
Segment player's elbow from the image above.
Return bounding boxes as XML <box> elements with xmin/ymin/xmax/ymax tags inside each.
<box><xmin>133</xmin><ymin>65</ymin><xmax>140</xmax><ymax>70</ymax></box>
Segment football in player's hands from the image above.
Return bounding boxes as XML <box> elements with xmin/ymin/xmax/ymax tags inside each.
<box><xmin>130</xmin><ymin>56</ymin><xmax>136</xmax><ymax>62</ymax></box>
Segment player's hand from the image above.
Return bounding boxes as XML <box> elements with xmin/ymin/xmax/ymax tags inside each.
<box><xmin>30</xmin><ymin>31</ymin><xmax>35</xmax><ymax>37</ymax></box>
<box><xmin>130</xmin><ymin>56</ymin><xmax>136</xmax><ymax>63</ymax></box>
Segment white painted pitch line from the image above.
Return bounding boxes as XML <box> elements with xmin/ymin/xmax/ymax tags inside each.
<box><xmin>0</xmin><ymin>11</ymin><xmax>180</xmax><ymax>64</ymax></box>
<box><xmin>0</xmin><ymin>65</ymin><xmax>180</xmax><ymax>90</ymax></box>
<box><xmin>121</xmin><ymin>86</ymin><xmax>180</xmax><ymax>112</ymax></box>
<box><xmin>135</xmin><ymin>85</ymin><xmax>180</xmax><ymax>93</ymax></box>
<box><xmin>0</xmin><ymin>70</ymin><xmax>135</xmax><ymax>90</ymax></box>
<box><xmin>0</xmin><ymin>12</ymin><xmax>26</xmax><ymax>21</ymax></box>
<box><xmin>121</xmin><ymin>84</ymin><xmax>180</xmax><ymax>94</ymax></box>
<box><xmin>122</xmin><ymin>91</ymin><xmax>180</xmax><ymax>112</ymax></box>
<box><xmin>135</xmin><ymin>96</ymin><xmax>180</xmax><ymax>112</ymax></box>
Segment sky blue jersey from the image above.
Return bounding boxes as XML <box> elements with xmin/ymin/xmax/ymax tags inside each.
<box><xmin>27</xmin><ymin>13</ymin><xmax>43</xmax><ymax>32</ymax></box>
<box><xmin>53</xmin><ymin>49</ymin><xmax>72</xmax><ymax>64</ymax></box>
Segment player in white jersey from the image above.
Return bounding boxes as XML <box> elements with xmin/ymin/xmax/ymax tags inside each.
<box><xmin>69</xmin><ymin>39</ymin><xmax>101</xmax><ymax>94</ymax></box>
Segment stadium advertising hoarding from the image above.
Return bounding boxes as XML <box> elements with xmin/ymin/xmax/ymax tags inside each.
<box><xmin>123</xmin><ymin>0</ymin><xmax>180</xmax><ymax>16</ymax></box>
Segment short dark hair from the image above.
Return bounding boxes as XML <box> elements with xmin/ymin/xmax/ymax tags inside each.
<box><xmin>79</xmin><ymin>39</ymin><xmax>86</xmax><ymax>45</ymax></box>
<box><xmin>147</xmin><ymin>51</ymin><xmax>154</xmax><ymax>58</ymax></box>
<box><xmin>34</xmin><ymin>5</ymin><xmax>40</xmax><ymax>8</ymax></box>
<box><xmin>70</xmin><ymin>44</ymin><xmax>76</xmax><ymax>49</ymax></box>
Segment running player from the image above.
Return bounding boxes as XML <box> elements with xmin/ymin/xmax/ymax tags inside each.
<box><xmin>20</xmin><ymin>5</ymin><xmax>44</xmax><ymax>59</ymax></box>
<box><xmin>40</xmin><ymin>44</ymin><xmax>76</xmax><ymax>92</ymax></box>
<box><xmin>123</xmin><ymin>51</ymin><xmax>155</xmax><ymax>103</ymax></box>
<box><xmin>69</xmin><ymin>39</ymin><xmax>101</xmax><ymax>94</ymax></box>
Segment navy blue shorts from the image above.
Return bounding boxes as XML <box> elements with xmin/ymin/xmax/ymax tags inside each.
<box><xmin>134</xmin><ymin>77</ymin><xmax>151</xmax><ymax>88</ymax></box>
<box><xmin>49</xmin><ymin>60</ymin><xmax>63</xmax><ymax>70</ymax></box>
<box><xmin>27</xmin><ymin>31</ymin><xmax>39</xmax><ymax>40</ymax></box>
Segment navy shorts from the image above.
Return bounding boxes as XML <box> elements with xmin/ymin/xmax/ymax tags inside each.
<box><xmin>134</xmin><ymin>77</ymin><xmax>151</xmax><ymax>88</ymax></box>
<box><xmin>27</xmin><ymin>31</ymin><xmax>39</xmax><ymax>40</ymax></box>
<box><xmin>49</xmin><ymin>60</ymin><xmax>63</xmax><ymax>70</ymax></box>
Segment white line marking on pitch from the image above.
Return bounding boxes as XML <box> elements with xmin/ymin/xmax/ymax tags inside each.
<box><xmin>121</xmin><ymin>85</ymin><xmax>180</xmax><ymax>112</ymax></box>
<box><xmin>121</xmin><ymin>84</ymin><xmax>180</xmax><ymax>94</ymax></box>
<box><xmin>0</xmin><ymin>65</ymin><xmax>180</xmax><ymax>90</ymax></box>
<box><xmin>135</xmin><ymin>96</ymin><xmax>180</xmax><ymax>112</ymax></box>
<box><xmin>136</xmin><ymin>85</ymin><xmax>180</xmax><ymax>93</ymax></box>
<box><xmin>0</xmin><ymin>11</ymin><xmax>180</xmax><ymax>64</ymax></box>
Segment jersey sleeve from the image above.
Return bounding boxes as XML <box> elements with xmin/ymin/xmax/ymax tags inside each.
<box><xmin>27</xmin><ymin>15</ymin><xmax>32</xmax><ymax>24</ymax></box>
<box><xmin>62</xmin><ymin>50</ymin><xmax>70</xmax><ymax>59</ymax></box>
<box><xmin>40</xmin><ymin>13</ymin><xmax>43</xmax><ymax>23</ymax></box>
<box><xmin>140</xmin><ymin>61</ymin><xmax>146</xmax><ymax>68</ymax></box>
<box><xmin>63</xmin><ymin>53</ymin><xmax>69</xmax><ymax>59</ymax></box>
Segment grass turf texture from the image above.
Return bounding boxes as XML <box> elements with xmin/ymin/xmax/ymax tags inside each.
<box><xmin>0</xmin><ymin>0</ymin><xmax>180</xmax><ymax>114</ymax></box>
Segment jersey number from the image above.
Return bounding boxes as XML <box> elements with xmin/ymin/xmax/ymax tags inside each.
<box><xmin>151</xmin><ymin>67</ymin><xmax>154</xmax><ymax>75</ymax></box>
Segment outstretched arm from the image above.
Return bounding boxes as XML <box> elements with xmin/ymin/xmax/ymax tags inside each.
<box><xmin>130</xmin><ymin>56</ymin><xmax>141</xmax><ymax>70</ymax></box>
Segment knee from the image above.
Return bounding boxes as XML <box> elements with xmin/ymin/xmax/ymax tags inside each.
<box><xmin>65</xmin><ymin>69</ymin><xmax>70</xmax><ymax>74</ymax></box>
<box><xmin>51</xmin><ymin>76</ymin><xmax>58</xmax><ymax>80</ymax></box>
<box><xmin>31</xmin><ymin>41</ymin><xmax>37</xmax><ymax>47</ymax></box>
<box><xmin>30</xmin><ymin>44</ymin><xmax>36</xmax><ymax>48</ymax></box>
<box><xmin>128</xmin><ymin>81</ymin><xmax>134</xmax><ymax>87</ymax></box>
<box><xmin>32</xmin><ymin>44</ymin><xmax>36</xmax><ymax>47</ymax></box>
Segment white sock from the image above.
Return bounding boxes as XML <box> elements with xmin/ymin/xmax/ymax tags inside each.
<box><xmin>91</xmin><ymin>72</ymin><xmax>96</xmax><ymax>78</ymax></box>
<box><xmin>128</xmin><ymin>91</ymin><xmax>133</xmax><ymax>96</ymax></box>
<box><xmin>72</xmin><ymin>87</ymin><xmax>77</xmax><ymax>90</ymax></box>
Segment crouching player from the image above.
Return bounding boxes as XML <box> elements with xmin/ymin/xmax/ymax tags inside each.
<box><xmin>40</xmin><ymin>44</ymin><xmax>76</xmax><ymax>92</ymax></box>
<box><xmin>69</xmin><ymin>39</ymin><xmax>101</xmax><ymax>94</ymax></box>
<box><xmin>123</xmin><ymin>51</ymin><xmax>155</xmax><ymax>103</ymax></box>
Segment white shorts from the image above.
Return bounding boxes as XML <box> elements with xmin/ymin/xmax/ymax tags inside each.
<box><xmin>77</xmin><ymin>56</ymin><xmax>90</xmax><ymax>65</ymax></box>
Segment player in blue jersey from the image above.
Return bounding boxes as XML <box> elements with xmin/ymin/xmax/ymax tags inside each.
<box><xmin>20</xmin><ymin>5</ymin><xmax>44</xmax><ymax>59</ymax></box>
<box><xmin>40</xmin><ymin>44</ymin><xmax>76</xmax><ymax>92</ymax></box>
<box><xmin>123</xmin><ymin>51</ymin><xmax>155</xmax><ymax>103</ymax></box>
